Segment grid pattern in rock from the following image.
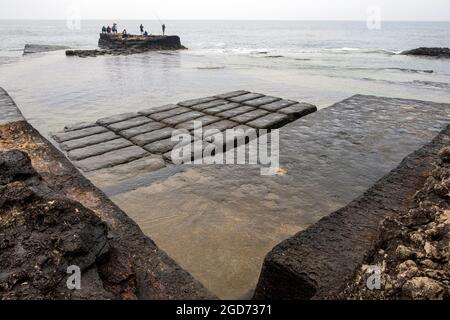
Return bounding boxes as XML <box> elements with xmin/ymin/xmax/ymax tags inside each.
<box><xmin>53</xmin><ymin>91</ymin><xmax>317</xmax><ymax>173</ymax></box>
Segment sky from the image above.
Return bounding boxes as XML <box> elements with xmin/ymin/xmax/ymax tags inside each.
<box><xmin>0</xmin><ymin>0</ymin><xmax>449</xmax><ymax>21</ymax></box>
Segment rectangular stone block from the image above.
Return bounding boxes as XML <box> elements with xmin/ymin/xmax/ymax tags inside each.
<box><xmin>119</xmin><ymin>121</ymin><xmax>166</xmax><ymax>139</ymax></box>
<box><xmin>243</xmin><ymin>96</ymin><xmax>281</xmax><ymax>107</ymax></box>
<box><xmin>143</xmin><ymin>137</ymin><xmax>191</xmax><ymax>154</ymax></box>
<box><xmin>67</xmin><ymin>138</ymin><xmax>133</xmax><ymax>161</ymax></box>
<box><xmin>131</xmin><ymin>127</ymin><xmax>176</xmax><ymax>146</ymax></box>
<box><xmin>60</xmin><ymin>131</ymin><xmax>120</xmax><ymax>151</ymax></box>
<box><xmin>138</xmin><ymin>104</ymin><xmax>178</xmax><ymax>116</ymax></box>
<box><xmin>202</xmin><ymin>103</ymin><xmax>240</xmax><ymax>115</ymax></box>
<box><xmin>189</xmin><ymin>100</ymin><xmax>229</xmax><ymax>111</ymax></box>
<box><xmin>175</xmin><ymin>115</ymin><xmax>221</xmax><ymax>131</ymax></box>
<box><xmin>259</xmin><ymin>99</ymin><xmax>298</xmax><ymax>112</ymax></box>
<box><xmin>161</xmin><ymin>111</ymin><xmax>205</xmax><ymax>126</ymax></box>
<box><xmin>246</xmin><ymin>113</ymin><xmax>290</xmax><ymax>129</ymax></box>
<box><xmin>215</xmin><ymin>106</ymin><xmax>256</xmax><ymax>119</ymax></box>
<box><xmin>214</xmin><ymin>90</ymin><xmax>250</xmax><ymax>99</ymax></box>
<box><xmin>278</xmin><ymin>103</ymin><xmax>317</xmax><ymax>117</ymax></box>
<box><xmin>64</xmin><ymin>122</ymin><xmax>96</xmax><ymax>132</ymax></box>
<box><xmin>97</xmin><ymin>112</ymin><xmax>139</xmax><ymax>126</ymax></box>
<box><xmin>53</xmin><ymin>125</ymin><xmax>108</xmax><ymax>143</ymax></box>
<box><xmin>229</xmin><ymin>109</ymin><xmax>270</xmax><ymax>124</ymax></box>
<box><xmin>149</xmin><ymin>107</ymin><xmax>191</xmax><ymax>121</ymax></box>
<box><xmin>74</xmin><ymin>146</ymin><xmax>149</xmax><ymax>172</ymax></box>
<box><xmin>196</xmin><ymin>120</ymin><xmax>238</xmax><ymax>138</ymax></box>
<box><xmin>177</xmin><ymin>96</ymin><xmax>216</xmax><ymax>107</ymax></box>
<box><xmin>107</xmin><ymin>116</ymin><xmax>152</xmax><ymax>132</ymax></box>
<box><xmin>228</xmin><ymin>93</ymin><xmax>264</xmax><ymax>103</ymax></box>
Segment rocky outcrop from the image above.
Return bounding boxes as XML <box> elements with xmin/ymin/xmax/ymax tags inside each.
<box><xmin>0</xmin><ymin>150</ymin><xmax>113</xmax><ymax>299</ymax></box>
<box><xmin>338</xmin><ymin>146</ymin><xmax>450</xmax><ymax>299</ymax></box>
<box><xmin>402</xmin><ymin>47</ymin><xmax>450</xmax><ymax>58</ymax></box>
<box><xmin>253</xmin><ymin>125</ymin><xmax>450</xmax><ymax>300</ymax></box>
<box><xmin>23</xmin><ymin>44</ymin><xmax>70</xmax><ymax>55</ymax></box>
<box><xmin>99</xmin><ymin>34</ymin><xmax>186</xmax><ymax>50</ymax></box>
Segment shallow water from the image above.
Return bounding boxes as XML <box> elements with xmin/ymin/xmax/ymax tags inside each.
<box><xmin>1</xmin><ymin>20</ymin><xmax>450</xmax><ymax>298</ymax></box>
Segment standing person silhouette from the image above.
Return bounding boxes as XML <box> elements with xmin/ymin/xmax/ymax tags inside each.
<box><xmin>162</xmin><ymin>24</ymin><xmax>166</xmax><ymax>36</ymax></box>
<box><xmin>140</xmin><ymin>24</ymin><xmax>144</xmax><ymax>35</ymax></box>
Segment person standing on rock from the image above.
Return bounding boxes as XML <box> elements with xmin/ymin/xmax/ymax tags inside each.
<box><xmin>106</xmin><ymin>26</ymin><xmax>112</xmax><ymax>33</ymax></box>
<box><xmin>101</xmin><ymin>26</ymin><xmax>107</xmax><ymax>33</ymax></box>
<box><xmin>162</xmin><ymin>24</ymin><xmax>166</xmax><ymax>36</ymax></box>
<box><xmin>112</xmin><ymin>23</ymin><xmax>118</xmax><ymax>33</ymax></box>
<box><xmin>140</xmin><ymin>24</ymin><xmax>144</xmax><ymax>35</ymax></box>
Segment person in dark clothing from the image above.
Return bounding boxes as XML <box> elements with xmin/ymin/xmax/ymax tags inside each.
<box><xmin>140</xmin><ymin>24</ymin><xmax>144</xmax><ymax>34</ymax></box>
<box><xmin>101</xmin><ymin>26</ymin><xmax>107</xmax><ymax>33</ymax></box>
<box><xmin>122</xmin><ymin>29</ymin><xmax>128</xmax><ymax>38</ymax></box>
<box><xmin>143</xmin><ymin>31</ymin><xmax>148</xmax><ymax>37</ymax></box>
<box><xmin>112</xmin><ymin>23</ymin><xmax>118</xmax><ymax>33</ymax></box>
<box><xmin>162</xmin><ymin>24</ymin><xmax>166</xmax><ymax>36</ymax></box>
<box><xmin>106</xmin><ymin>25</ymin><xmax>112</xmax><ymax>33</ymax></box>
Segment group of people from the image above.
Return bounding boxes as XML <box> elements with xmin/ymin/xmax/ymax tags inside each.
<box><xmin>101</xmin><ymin>23</ymin><xmax>167</xmax><ymax>38</ymax></box>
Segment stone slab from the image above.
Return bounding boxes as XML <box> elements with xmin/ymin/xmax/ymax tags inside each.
<box><xmin>60</xmin><ymin>131</ymin><xmax>120</xmax><ymax>151</ymax></box>
<box><xmin>161</xmin><ymin>111</ymin><xmax>205</xmax><ymax>127</ymax></box>
<box><xmin>197</xmin><ymin>120</ymin><xmax>239</xmax><ymax>138</ymax></box>
<box><xmin>149</xmin><ymin>107</ymin><xmax>191</xmax><ymax>121</ymax></box>
<box><xmin>229</xmin><ymin>109</ymin><xmax>270</xmax><ymax>124</ymax></box>
<box><xmin>119</xmin><ymin>121</ymin><xmax>166</xmax><ymax>139</ymax></box>
<box><xmin>107</xmin><ymin>116</ymin><xmax>152</xmax><ymax>132</ymax></box>
<box><xmin>202</xmin><ymin>103</ymin><xmax>241</xmax><ymax>115</ymax></box>
<box><xmin>63</xmin><ymin>122</ymin><xmax>97</xmax><ymax>132</ymax></box>
<box><xmin>97</xmin><ymin>112</ymin><xmax>139</xmax><ymax>126</ymax></box>
<box><xmin>53</xmin><ymin>126</ymin><xmax>108</xmax><ymax>143</ymax></box>
<box><xmin>131</xmin><ymin>127</ymin><xmax>177</xmax><ymax>146</ymax></box>
<box><xmin>215</xmin><ymin>106</ymin><xmax>256</xmax><ymax>119</ymax></box>
<box><xmin>228</xmin><ymin>93</ymin><xmax>264</xmax><ymax>103</ymax></box>
<box><xmin>259</xmin><ymin>99</ymin><xmax>298</xmax><ymax>112</ymax></box>
<box><xmin>143</xmin><ymin>137</ymin><xmax>191</xmax><ymax>154</ymax></box>
<box><xmin>246</xmin><ymin>113</ymin><xmax>290</xmax><ymax>129</ymax></box>
<box><xmin>243</xmin><ymin>96</ymin><xmax>281</xmax><ymax>107</ymax></box>
<box><xmin>67</xmin><ymin>138</ymin><xmax>133</xmax><ymax>161</ymax></box>
<box><xmin>189</xmin><ymin>100</ymin><xmax>229</xmax><ymax>111</ymax></box>
<box><xmin>74</xmin><ymin>146</ymin><xmax>148</xmax><ymax>172</ymax></box>
<box><xmin>278</xmin><ymin>103</ymin><xmax>317</xmax><ymax>117</ymax></box>
<box><xmin>214</xmin><ymin>90</ymin><xmax>250</xmax><ymax>99</ymax></box>
<box><xmin>175</xmin><ymin>115</ymin><xmax>221</xmax><ymax>131</ymax></box>
<box><xmin>138</xmin><ymin>104</ymin><xmax>178</xmax><ymax>116</ymax></box>
<box><xmin>178</xmin><ymin>96</ymin><xmax>217</xmax><ymax>107</ymax></box>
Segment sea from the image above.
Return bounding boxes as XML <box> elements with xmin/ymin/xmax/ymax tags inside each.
<box><xmin>0</xmin><ymin>20</ymin><xmax>450</xmax><ymax>136</ymax></box>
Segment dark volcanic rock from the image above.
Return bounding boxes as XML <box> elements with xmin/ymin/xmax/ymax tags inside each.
<box><xmin>402</xmin><ymin>47</ymin><xmax>450</xmax><ymax>58</ymax></box>
<box><xmin>0</xmin><ymin>150</ymin><xmax>113</xmax><ymax>299</ymax></box>
<box><xmin>24</xmin><ymin>44</ymin><xmax>70</xmax><ymax>55</ymax></box>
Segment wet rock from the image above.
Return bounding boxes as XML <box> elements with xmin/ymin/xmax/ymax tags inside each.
<box><xmin>24</xmin><ymin>44</ymin><xmax>70</xmax><ymax>54</ymax></box>
<box><xmin>402</xmin><ymin>47</ymin><xmax>450</xmax><ymax>59</ymax></box>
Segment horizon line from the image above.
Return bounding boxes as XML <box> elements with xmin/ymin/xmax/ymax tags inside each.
<box><xmin>1</xmin><ymin>18</ymin><xmax>450</xmax><ymax>22</ymax></box>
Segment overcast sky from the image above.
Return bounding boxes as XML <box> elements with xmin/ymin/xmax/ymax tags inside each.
<box><xmin>0</xmin><ymin>0</ymin><xmax>449</xmax><ymax>21</ymax></box>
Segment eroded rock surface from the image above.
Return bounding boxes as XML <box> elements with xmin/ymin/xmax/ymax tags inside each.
<box><xmin>338</xmin><ymin>144</ymin><xmax>450</xmax><ymax>300</ymax></box>
<box><xmin>402</xmin><ymin>47</ymin><xmax>450</xmax><ymax>58</ymax></box>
